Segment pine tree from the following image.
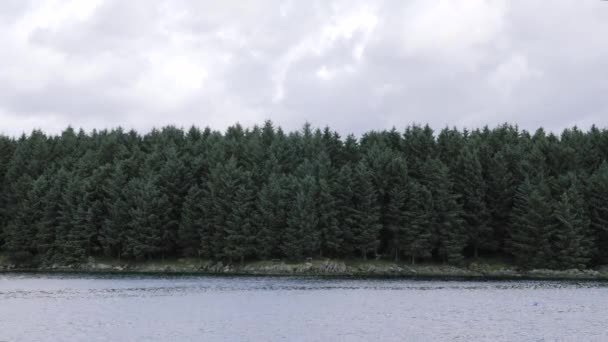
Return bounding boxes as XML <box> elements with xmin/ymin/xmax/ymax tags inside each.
<box><xmin>178</xmin><ymin>185</ymin><xmax>204</xmax><ymax>257</ymax></box>
<box><xmin>254</xmin><ymin>174</ymin><xmax>289</xmax><ymax>259</ymax></box>
<box><xmin>54</xmin><ymin>175</ymin><xmax>90</xmax><ymax>264</ymax></box>
<box><xmin>588</xmin><ymin>161</ymin><xmax>608</xmax><ymax>263</ymax></box>
<box><xmin>551</xmin><ymin>185</ymin><xmax>593</xmax><ymax>269</ymax></box>
<box><xmin>317</xmin><ymin>177</ymin><xmax>341</xmax><ymax>257</ymax></box>
<box><xmin>283</xmin><ymin>175</ymin><xmax>319</xmax><ymax>259</ymax></box>
<box><xmin>421</xmin><ymin>158</ymin><xmax>465</xmax><ymax>263</ymax></box>
<box><xmin>509</xmin><ymin>179</ymin><xmax>554</xmax><ymax>268</ymax></box>
<box><xmin>454</xmin><ymin>146</ymin><xmax>492</xmax><ymax>258</ymax></box>
<box><xmin>36</xmin><ymin>170</ymin><xmax>70</xmax><ymax>262</ymax></box>
<box><xmin>0</xmin><ymin>136</ymin><xmax>16</xmax><ymax>249</ymax></box>
<box><xmin>155</xmin><ymin>144</ymin><xmax>190</xmax><ymax>259</ymax></box>
<box><xmin>315</xmin><ymin>152</ymin><xmax>341</xmax><ymax>257</ymax></box>
<box><xmin>124</xmin><ymin>177</ymin><xmax>168</xmax><ymax>261</ymax></box>
<box><xmin>350</xmin><ymin>162</ymin><xmax>381</xmax><ymax>260</ymax></box>
<box><xmin>100</xmin><ymin>162</ymin><xmax>130</xmax><ymax>260</ymax></box>
<box><xmin>402</xmin><ymin>125</ymin><xmax>436</xmax><ymax>178</ymax></box>
<box><xmin>486</xmin><ymin>148</ymin><xmax>516</xmax><ymax>253</ymax></box>
<box><xmin>203</xmin><ymin>157</ymin><xmax>255</xmax><ymax>261</ymax></box>
<box><xmin>222</xmin><ymin>172</ymin><xmax>256</xmax><ymax>263</ymax></box>
<box><xmin>384</xmin><ymin>155</ymin><xmax>409</xmax><ymax>260</ymax></box>
<box><xmin>334</xmin><ymin>164</ymin><xmax>358</xmax><ymax>256</ymax></box>
<box><xmin>4</xmin><ymin>175</ymin><xmax>44</xmax><ymax>264</ymax></box>
<box><xmin>400</xmin><ymin>182</ymin><xmax>434</xmax><ymax>264</ymax></box>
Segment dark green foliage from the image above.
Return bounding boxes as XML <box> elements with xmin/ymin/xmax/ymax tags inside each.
<box><xmin>509</xmin><ymin>179</ymin><xmax>554</xmax><ymax>268</ymax></box>
<box><xmin>401</xmin><ymin>182</ymin><xmax>434</xmax><ymax>264</ymax></box>
<box><xmin>454</xmin><ymin>145</ymin><xmax>492</xmax><ymax>258</ymax></box>
<box><xmin>124</xmin><ymin>177</ymin><xmax>169</xmax><ymax>260</ymax></box>
<box><xmin>0</xmin><ymin>122</ymin><xmax>607</xmax><ymax>269</ymax></box>
<box><xmin>419</xmin><ymin>158</ymin><xmax>466</xmax><ymax>263</ymax></box>
<box><xmin>283</xmin><ymin>175</ymin><xmax>319</xmax><ymax>259</ymax></box>
<box><xmin>254</xmin><ymin>174</ymin><xmax>289</xmax><ymax>258</ymax></box>
<box><xmin>551</xmin><ymin>185</ymin><xmax>593</xmax><ymax>269</ymax></box>
<box><xmin>334</xmin><ymin>164</ymin><xmax>358</xmax><ymax>256</ymax></box>
<box><xmin>349</xmin><ymin>162</ymin><xmax>382</xmax><ymax>260</ymax></box>
<box><xmin>202</xmin><ymin>157</ymin><xmax>255</xmax><ymax>261</ymax></box>
<box><xmin>178</xmin><ymin>185</ymin><xmax>204</xmax><ymax>257</ymax></box>
<box><xmin>587</xmin><ymin>161</ymin><xmax>608</xmax><ymax>263</ymax></box>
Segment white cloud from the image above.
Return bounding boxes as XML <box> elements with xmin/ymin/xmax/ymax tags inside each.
<box><xmin>401</xmin><ymin>0</ymin><xmax>507</xmax><ymax>68</ymax></box>
<box><xmin>0</xmin><ymin>0</ymin><xmax>607</xmax><ymax>136</ymax></box>
<box><xmin>271</xmin><ymin>2</ymin><xmax>378</xmax><ymax>103</ymax></box>
<box><xmin>489</xmin><ymin>53</ymin><xmax>541</xmax><ymax>97</ymax></box>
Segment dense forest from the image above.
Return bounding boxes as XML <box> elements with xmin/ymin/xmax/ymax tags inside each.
<box><xmin>0</xmin><ymin>122</ymin><xmax>607</xmax><ymax>270</ymax></box>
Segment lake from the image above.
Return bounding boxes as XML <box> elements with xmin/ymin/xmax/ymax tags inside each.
<box><xmin>0</xmin><ymin>273</ymin><xmax>606</xmax><ymax>341</ymax></box>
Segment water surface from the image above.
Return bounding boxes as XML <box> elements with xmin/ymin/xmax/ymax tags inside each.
<box><xmin>1</xmin><ymin>273</ymin><xmax>606</xmax><ymax>341</ymax></box>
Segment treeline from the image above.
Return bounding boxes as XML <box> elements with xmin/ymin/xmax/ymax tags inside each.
<box><xmin>0</xmin><ymin>122</ymin><xmax>607</xmax><ymax>269</ymax></box>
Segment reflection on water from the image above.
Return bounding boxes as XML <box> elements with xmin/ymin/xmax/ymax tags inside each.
<box><xmin>1</xmin><ymin>274</ymin><xmax>607</xmax><ymax>341</ymax></box>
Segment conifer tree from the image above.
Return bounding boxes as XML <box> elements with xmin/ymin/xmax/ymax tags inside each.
<box><xmin>283</xmin><ymin>175</ymin><xmax>319</xmax><ymax>259</ymax></box>
<box><xmin>486</xmin><ymin>148</ymin><xmax>516</xmax><ymax>253</ymax></box>
<box><xmin>454</xmin><ymin>146</ymin><xmax>492</xmax><ymax>258</ymax></box>
<box><xmin>54</xmin><ymin>175</ymin><xmax>90</xmax><ymax>264</ymax></box>
<box><xmin>588</xmin><ymin>161</ymin><xmax>608</xmax><ymax>263</ymax></box>
<box><xmin>222</xmin><ymin>172</ymin><xmax>256</xmax><ymax>263</ymax></box>
<box><xmin>100</xmin><ymin>161</ymin><xmax>131</xmax><ymax>260</ymax></box>
<box><xmin>315</xmin><ymin>152</ymin><xmax>341</xmax><ymax>257</ymax></box>
<box><xmin>178</xmin><ymin>185</ymin><xmax>204</xmax><ymax>257</ymax></box>
<box><xmin>334</xmin><ymin>164</ymin><xmax>358</xmax><ymax>256</ymax></box>
<box><xmin>202</xmin><ymin>157</ymin><xmax>255</xmax><ymax>261</ymax></box>
<box><xmin>421</xmin><ymin>158</ymin><xmax>465</xmax><ymax>263</ymax></box>
<box><xmin>317</xmin><ymin>177</ymin><xmax>341</xmax><ymax>257</ymax></box>
<box><xmin>255</xmin><ymin>174</ymin><xmax>289</xmax><ymax>258</ymax></box>
<box><xmin>4</xmin><ymin>175</ymin><xmax>43</xmax><ymax>264</ymax></box>
<box><xmin>350</xmin><ymin>162</ymin><xmax>381</xmax><ymax>260</ymax></box>
<box><xmin>385</xmin><ymin>156</ymin><xmax>409</xmax><ymax>261</ymax></box>
<box><xmin>401</xmin><ymin>182</ymin><xmax>434</xmax><ymax>264</ymax></box>
<box><xmin>124</xmin><ymin>177</ymin><xmax>168</xmax><ymax>260</ymax></box>
<box><xmin>551</xmin><ymin>185</ymin><xmax>593</xmax><ymax>269</ymax></box>
<box><xmin>509</xmin><ymin>179</ymin><xmax>554</xmax><ymax>268</ymax></box>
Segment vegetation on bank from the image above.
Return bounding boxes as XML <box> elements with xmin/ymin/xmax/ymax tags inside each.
<box><xmin>0</xmin><ymin>122</ymin><xmax>607</xmax><ymax>270</ymax></box>
<box><xmin>1</xmin><ymin>256</ymin><xmax>607</xmax><ymax>280</ymax></box>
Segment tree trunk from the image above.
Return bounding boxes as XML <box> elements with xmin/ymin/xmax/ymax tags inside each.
<box><xmin>394</xmin><ymin>248</ymin><xmax>400</xmax><ymax>262</ymax></box>
<box><xmin>411</xmin><ymin>255</ymin><xmax>415</xmax><ymax>265</ymax></box>
<box><xmin>474</xmin><ymin>246</ymin><xmax>479</xmax><ymax>259</ymax></box>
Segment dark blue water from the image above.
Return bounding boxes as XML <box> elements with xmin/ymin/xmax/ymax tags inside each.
<box><xmin>1</xmin><ymin>274</ymin><xmax>606</xmax><ymax>341</ymax></box>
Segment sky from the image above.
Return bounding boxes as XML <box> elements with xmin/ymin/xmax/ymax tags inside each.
<box><xmin>1</xmin><ymin>0</ymin><xmax>608</xmax><ymax>136</ymax></box>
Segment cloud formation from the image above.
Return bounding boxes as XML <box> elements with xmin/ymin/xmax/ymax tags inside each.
<box><xmin>1</xmin><ymin>0</ymin><xmax>607</xmax><ymax>135</ymax></box>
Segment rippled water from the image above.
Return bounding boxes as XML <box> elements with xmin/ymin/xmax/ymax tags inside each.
<box><xmin>1</xmin><ymin>274</ymin><xmax>607</xmax><ymax>341</ymax></box>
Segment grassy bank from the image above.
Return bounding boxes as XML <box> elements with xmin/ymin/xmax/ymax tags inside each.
<box><xmin>1</xmin><ymin>254</ymin><xmax>607</xmax><ymax>280</ymax></box>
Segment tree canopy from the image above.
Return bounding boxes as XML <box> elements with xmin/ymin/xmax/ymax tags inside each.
<box><xmin>0</xmin><ymin>122</ymin><xmax>607</xmax><ymax>269</ymax></box>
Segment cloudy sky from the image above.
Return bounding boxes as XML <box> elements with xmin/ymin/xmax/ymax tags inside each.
<box><xmin>1</xmin><ymin>0</ymin><xmax>607</xmax><ymax>136</ymax></box>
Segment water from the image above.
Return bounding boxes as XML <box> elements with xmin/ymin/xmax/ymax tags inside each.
<box><xmin>0</xmin><ymin>273</ymin><xmax>606</xmax><ymax>341</ymax></box>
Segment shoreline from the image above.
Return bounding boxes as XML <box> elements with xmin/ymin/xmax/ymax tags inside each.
<box><xmin>2</xmin><ymin>258</ymin><xmax>608</xmax><ymax>281</ymax></box>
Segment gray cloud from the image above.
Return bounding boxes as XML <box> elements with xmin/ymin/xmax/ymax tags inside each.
<box><xmin>1</xmin><ymin>0</ymin><xmax>607</xmax><ymax>136</ymax></box>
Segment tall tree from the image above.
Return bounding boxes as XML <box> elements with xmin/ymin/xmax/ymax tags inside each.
<box><xmin>421</xmin><ymin>158</ymin><xmax>465</xmax><ymax>263</ymax></box>
<box><xmin>454</xmin><ymin>145</ymin><xmax>492</xmax><ymax>258</ymax></box>
<box><xmin>551</xmin><ymin>184</ymin><xmax>593</xmax><ymax>269</ymax></box>
<box><xmin>509</xmin><ymin>179</ymin><xmax>554</xmax><ymax>268</ymax></box>
<box><xmin>587</xmin><ymin>161</ymin><xmax>608</xmax><ymax>263</ymax></box>
<box><xmin>283</xmin><ymin>175</ymin><xmax>319</xmax><ymax>259</ymax></box>
<box><xmin>349</xmin><ymin>162</ymin><xmax>382</xmax><ymax>260</ymax></box>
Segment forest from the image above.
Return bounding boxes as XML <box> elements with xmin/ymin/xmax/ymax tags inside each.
<box><xmin>0</xmin><ymin>122</ymin><xmax>607</xmax><ymax>270</ymax></box>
